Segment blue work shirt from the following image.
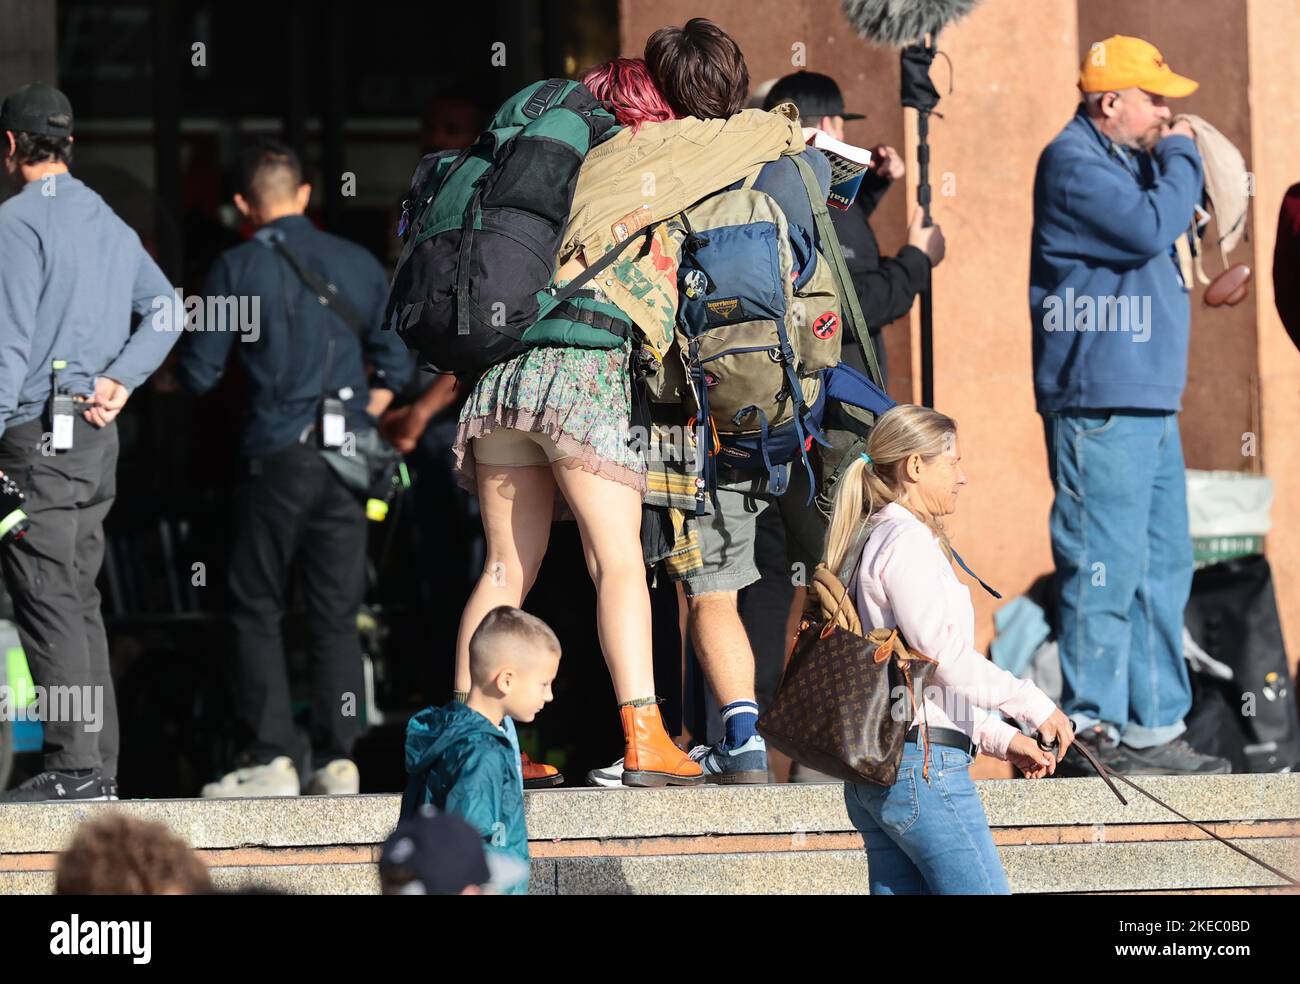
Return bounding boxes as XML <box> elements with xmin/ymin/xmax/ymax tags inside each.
<box><xmin>0</xmin><ymin>173</ymin><xmax>177</xmax><ymax>438</ymax></box>
<box><xmin>176</xmin><ymin>214</ymin><xmax>414</xmax><ymax>457</ymax></box>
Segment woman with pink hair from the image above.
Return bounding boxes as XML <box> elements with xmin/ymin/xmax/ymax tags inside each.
<box><xmin>450</xmin><ymin>60</ymin><xmax>702</xmax><ymax>788</ymax></box>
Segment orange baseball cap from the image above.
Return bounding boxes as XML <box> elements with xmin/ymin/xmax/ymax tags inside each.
<box><xmin>1079</xmin><ymin>36</ymin><xmax>1198</xmax><ymax>98</ymax></box>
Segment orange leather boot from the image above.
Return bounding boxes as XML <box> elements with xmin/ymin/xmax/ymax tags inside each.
<box><xmin>520</xmin><ymin>750</ymin><xmax>564</xmax><ymax>789</ymax></box>
<box><xmin>620</xmin><ymin>702</ymin><xmax>704</xmax><ymax>787</ymax></box>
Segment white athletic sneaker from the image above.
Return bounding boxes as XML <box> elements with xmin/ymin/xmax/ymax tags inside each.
<box><xmin>585</xmin><ymin>756</ymin><xmax>624</xmax><ymax>787</ymax></box>
<box><xmin>201</xmin><ymin>756</ymin><xmax>300</xmax><ymax>798</ymax></box>
<box><xmin>306</xmin><ymin>759</ymin><xmax>360</xmax><ymax>795</ymax></box>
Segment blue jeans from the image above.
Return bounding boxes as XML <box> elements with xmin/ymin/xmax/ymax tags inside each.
<box><xmin>1042</xmin><ymin>410</ymin><xmax>1193</xmax><ymax>748</ymax></box>
<box><xmin>844</xmin><ymin>742</ymin><xmax>1010</xmax><ymax>895</ymax></box>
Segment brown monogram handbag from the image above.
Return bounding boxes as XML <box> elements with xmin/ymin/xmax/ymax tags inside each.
<box><xmin>757</xmin><ymin>521</ymin><xmax>940</xmax><ymax>786</ymax></box>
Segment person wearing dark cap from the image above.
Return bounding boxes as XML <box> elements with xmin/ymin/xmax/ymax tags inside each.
<box><xmin>0</xmin><ymin>83</ymin><xmax>179</xmax><ymax>802</ymax></box>
<box><xmin>379</xmin><ymin>808</ymin><xmax>527</xmax><ymax>895</ymax></box>
<box><xmin>763</xmin><ymin>71</ymin><xmax>944</xmax><ymax>384</ymax></box>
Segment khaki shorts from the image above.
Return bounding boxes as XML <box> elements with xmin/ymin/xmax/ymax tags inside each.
<box><xmin>472</xmin><ymin>427</ymin><xmax>571</xmax><ymax>467</ymax></box>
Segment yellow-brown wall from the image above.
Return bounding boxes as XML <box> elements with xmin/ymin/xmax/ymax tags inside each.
<box><xmin>1246</xmin><ymin>0</ymin><xmax>1300</xmax><ymax>677</ymax></box>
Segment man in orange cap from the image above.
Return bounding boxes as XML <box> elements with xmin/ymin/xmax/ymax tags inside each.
<box><xmin>1077</xmin><ymin>34</ymin><xmax>1198</xmax><ymax>149</ymax></box>
<box><xmin>1030</xmin><ymin>37</ymin><xmax>1230</xmax><ymax>778</ymax></box>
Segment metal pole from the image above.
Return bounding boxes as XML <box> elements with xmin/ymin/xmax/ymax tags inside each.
<box><xmin>151</xmin><ymin>0</ymin><xmax>182</xmax><ymax>281</ymax></box>
<box><xmin>917</xmin><ymin>104</ymin><xmax>934</xmax><ymax>408</ymax></box>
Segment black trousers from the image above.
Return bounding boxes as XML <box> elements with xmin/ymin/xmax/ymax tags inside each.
<box><xmin>228</xmin><ymin>443</ymin><xmax>366</xmax><ymax>767</ymax></box>
<box><xmin>0</xmin><ymin>417</ymin><xmax>120</xmax><ymax>774</ymax></box>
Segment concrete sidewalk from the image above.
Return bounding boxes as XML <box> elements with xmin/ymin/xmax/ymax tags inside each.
<box><xmin>1</xmin><ymin>774</ymin><xmax>1297</xmax><ymax>894</ymax></box>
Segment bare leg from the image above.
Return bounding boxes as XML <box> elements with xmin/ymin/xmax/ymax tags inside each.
<box><xmin>552</xmin><ymin>463</ymin><xmax>655</xmax><ymax>702</ymax></box>
<box><xmin>688</xmin><ymin>592</ymin><xmax>756</xmax><ymax>707</ymax></box>
<box><xmin>454</xmin><ymin>463</ymin><xmax>556</xmax><ymax>693</ymax></box>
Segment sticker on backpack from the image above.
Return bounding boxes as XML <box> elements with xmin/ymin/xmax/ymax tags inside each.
<box><xmin>683</xmin><ymin>269</ymin><xmax>709</xmax><ymax>299</ymax></box>
<box><xmin>812</xmin><ymin>312</ymin><xmax>839</xmax><ymax>340</ymax></box>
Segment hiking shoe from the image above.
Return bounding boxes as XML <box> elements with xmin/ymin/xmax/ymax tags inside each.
<box><xmin>688</xmin><ymin>735</ymin><xmax>768</xmax><ymax>784</ymax></box>
<box><xmin>305</xmin><ymin>759</ymin><xmax>360</xmax><ymax>795</ymax></box>
<box><xmin>520</xmin><ymin>750</ymin><xmax>564</xmax><ymax>789</ymax></box>
<box><xmin>1121</xmin><ymin>738</ymin><xmax>1232</xmax><ymax>776</ymax></box>
<box><xmin>1053</xmin><ymin>723</ymin><xmax>1130</xmax><ymax>778</ymax></box>
<box><xmin>201</xmin><ymin>756</ymin><xmax>300</xmax><ymax>798</ymax></box>
<box><xmin>586</xmin><ymin>757</ymin><xmax>624</xmax><ymax>787</ymax></box>
<box><xmin>0</xmin><ymin>769</ymin><xmax>110</xmax><ymax>803</ymax></box>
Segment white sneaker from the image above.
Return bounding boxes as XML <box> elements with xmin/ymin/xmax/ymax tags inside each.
<box><xmin>585</xmin><ymin>756</ymin><xmax>624</xmax><ymax>787</ymax></box>
<box><xmin>201</xmin><ymin>756</ymin><xmax>300</xmax><ymax>798</ymax></box>
<box><xmin>306</xmin><ymin>759</ymin><xmax>360</xmax><ymax>795</ymax></box>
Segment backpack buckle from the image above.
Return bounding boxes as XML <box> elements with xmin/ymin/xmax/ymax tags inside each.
<box><xmin>523</xmin><ymin>79</ymin><xmax>568</xmax><ymax>119</ymax></box>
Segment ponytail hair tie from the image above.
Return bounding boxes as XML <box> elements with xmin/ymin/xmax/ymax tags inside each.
<box><xmin>860</xmin><ymin>453</ymin><xmax>873</xmax><ymax>465</ymax></box>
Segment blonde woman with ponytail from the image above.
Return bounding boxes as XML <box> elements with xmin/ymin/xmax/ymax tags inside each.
<box><xmin>828</xmin><ymin>405</ymin><xmax>1075</xmax><ymax>895</ymax></box>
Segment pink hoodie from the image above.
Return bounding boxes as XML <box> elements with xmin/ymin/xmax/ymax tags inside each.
<box><xmin>852</xmin><ymin>503</ymin><xmax>1057</xmax><ymax>760</ymax></box>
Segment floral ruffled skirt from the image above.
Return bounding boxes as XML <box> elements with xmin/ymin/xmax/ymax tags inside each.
<box><xmin>453</xmin><ymin>340</ymin><xmax>647</xmax><ymax>499</ymax></box>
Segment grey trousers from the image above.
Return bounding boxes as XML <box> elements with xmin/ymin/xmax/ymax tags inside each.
<box><xmin>0</xmin><ymin>416</ymin><xmax>119</xmax><ymax>775</ymax></box>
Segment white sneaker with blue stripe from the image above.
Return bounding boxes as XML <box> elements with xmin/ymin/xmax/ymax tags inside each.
<box><xmin>688</xmin><ymin>735</ymin><xmax>769</xmax><ymax>784</ymax></box>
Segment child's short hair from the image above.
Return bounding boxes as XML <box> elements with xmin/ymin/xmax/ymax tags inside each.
<box><xmin>468</xmin><ymin>606</ymin><xmax>561</xmax><ymax>683</ymax></box>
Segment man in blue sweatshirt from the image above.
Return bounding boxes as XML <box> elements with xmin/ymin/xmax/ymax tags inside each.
<box><xmin>1030</xmin><ymin>36</ymin><xmax>1228</xmax><ymax>776</ymax></box>
<box><xmin>0</xmin><ymin>84</ymin><xmax>179</xmax><ymax>801</ymax></box>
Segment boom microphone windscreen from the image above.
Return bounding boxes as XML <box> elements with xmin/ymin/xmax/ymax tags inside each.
<box><xmin>840</xmin><ymin>0</ymin><xmax>979</xmax><ymax>47</ymax></box>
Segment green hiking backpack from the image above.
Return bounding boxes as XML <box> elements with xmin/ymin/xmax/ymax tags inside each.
<box><xmin>386</xmin><ymin>79</ymin><xmax>636</xmax><ymax>374</ymax></box>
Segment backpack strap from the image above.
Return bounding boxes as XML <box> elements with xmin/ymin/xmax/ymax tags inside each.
<box><xmin>535</xmin><ymin>224</ymin><xmax>656</xmax><ymax>321</ymax></box>
<box><xmin>731</xmin><ymin>404</ymin><xmax>789</xmax><ymax>496</ymax></box>
<box><xmin>793</xmin><ymin>155</ymin><xmax>885</xmax><ymax>389</ymax></box>
<box><xmin>455</xmin><ymin>187</ymin><xmax>489</xmax><ymax>338</ymax></box>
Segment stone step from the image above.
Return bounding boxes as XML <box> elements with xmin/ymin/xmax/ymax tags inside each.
<box><xmin>2</xmin><ymin>774</ymin><xmax>1297</xmax><ymax>894</ymax></box>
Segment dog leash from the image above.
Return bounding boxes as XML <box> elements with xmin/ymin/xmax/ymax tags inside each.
<box><xmin>1036</xmin><ymin>734</ymin><xmax>1299</xmax><ymax>887</ymax></box>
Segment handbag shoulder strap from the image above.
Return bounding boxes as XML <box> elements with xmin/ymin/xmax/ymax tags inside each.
<box><xmin>836</xmin><ymin>516</ymin><xmax>874</xmax><ymax>587</ymax></box>
<box><xmin>820</xmin><ymin>517</ymin><xmax>873</xmax><ymax>629</ymax></box>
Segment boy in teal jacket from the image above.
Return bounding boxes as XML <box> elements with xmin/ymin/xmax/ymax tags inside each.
<box><xmin>401</xmin><ymin>606</ymin><xmax>561</xmax><ymax>895</ymax></box>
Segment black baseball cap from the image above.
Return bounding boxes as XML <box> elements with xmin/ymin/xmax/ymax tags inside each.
<box><xmin>380</xmin><ymin>810</ymin><xmax>520</xmax><ymax>895</ymax></box>
<box><xmin>0</xmin><ymin>83</ymin><xmax>74</xmax><ymax>137</ymax></box>
<box><xmin>763</xmin><ymin>71</ymin><xmax>864</xmax><ymax>121</ymax></box>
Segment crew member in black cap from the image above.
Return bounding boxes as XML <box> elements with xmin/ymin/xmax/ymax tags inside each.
<box><xmin>0</xmin><ymin>83</ymin><xmax>179</xmax><ymax>802</ymax></box>
<box><xmin>764</xmin><ymin>71</ymin><xmax>945</xmax><ymax>383</ymax></box>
